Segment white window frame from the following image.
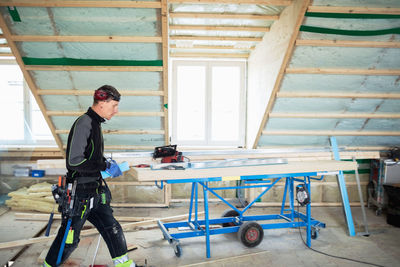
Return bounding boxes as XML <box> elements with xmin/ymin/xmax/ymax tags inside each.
<box><xmin>0</xmin><ymin>59</ymin><xmax>55</xmax><ymax>146</ymax></box>
<box><xmin>171</xmin><ymin>59</ymin><xmax>246</xmax><ymax>148</ymax></box>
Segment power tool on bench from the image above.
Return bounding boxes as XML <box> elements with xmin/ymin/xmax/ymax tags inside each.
<box><xmin>153</xmin><ymin>145</ymin><xmax>184</xmax><ymax>163</ymax></box>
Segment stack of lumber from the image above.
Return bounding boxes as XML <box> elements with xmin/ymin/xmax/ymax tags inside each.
<box><xmin>5</xmin><ymin>182</ymin><xmax>56</xmax><ymax>213</ymax></box>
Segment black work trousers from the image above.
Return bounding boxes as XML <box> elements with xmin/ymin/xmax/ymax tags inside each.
<box><xmin>44</xmin><ymin>184</ymin><xmax>128</xmax><ymax>266</ymax></box>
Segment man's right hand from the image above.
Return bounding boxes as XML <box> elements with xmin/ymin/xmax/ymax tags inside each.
<box><xmin>105</xmin><ymin>159</ymin><xmax>123</xmax><ymax>178</ymax></box>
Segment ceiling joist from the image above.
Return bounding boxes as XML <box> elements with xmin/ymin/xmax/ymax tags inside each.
<box><xmin>277</xmin><ymin>92</ymin><xmax>400</xmax><ymax>99</ymax></box>
<box><xmin>0</xmin><ymin>53</ymin><xmax>13</xmax><ymax>57</ymax></box>
<box><xmin>170</xmin><ymin>52</ymin><xmax>249</xmax><ymax>58</ymax></box>
<box><xmin>262</xmin><ymin>130</ymin><xmax>400</xmax><ymax>136</ymax></box>
<box><xmin>170</xmin><ymin>36</ymin><xmax>262</xmax><ymax>42</ymax></box>
<box><xmin>47</xmin><ymin>111</ymin><xmax>165</xmax><ymax>117</ymax></box>
<box><xmin>170</xmin><ymin>44</ymin><xmax>255</xmax><ymax>50</ymax></box>
<box><xmin>285</xmin><ymin>68</ymin><xmax>400</xmax><ymax>75</ymax></box>
<box><xmin>56</xmin><ymin>129</ymin><xmax>165</xmax><ymax>135</ymax></box>
<box><xmin>170</xmin><ymin>25</ymin><xmax>270</xmax><ymax>32</ymax></box>
<box><xmin>270</xmin><ymin>113</ymin><xmax>400</xmax><ymax>119</ymax></box>
<box><xmin>168</xmin><ymin>0</ymin><xmax>292</xmax><ymax>5</ymax></box>
<box><xmin>0</xmin><ymin>0</ymin><xmax>162</xmax><ymax>8</ymax></box>
<box><xmin>37</xmin><ymin>89</ymin><xmax>164</xmax><ymax>96</ymax></box>
<box><xmin>24</xmin><ymin>66</ymin><xmax>163</xmax><ymax>72</ymax></box>
<box><xmin>169</xmin><ymin>12</ymin><xmax>279</xmax><ymax>20</ymax></box>
<box><xmin>10</xmin><ymin>35</ymin><xmax>163</xmax><ymax>43</ymax></box>
<box><xmin>307</xmin><ymin>6</ymin><xmax>400</xmax><ymax>15</ymax></box>
<box><xmin>296</xmin><ymin>39</ymin><xmax>400</xmax><ymax>48</ymax></box>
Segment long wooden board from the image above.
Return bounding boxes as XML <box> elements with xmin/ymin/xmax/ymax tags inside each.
<box><xmin>132</xmin><ymin>160</ymin><xmax>357</xmax><ymax>181</ymax></box>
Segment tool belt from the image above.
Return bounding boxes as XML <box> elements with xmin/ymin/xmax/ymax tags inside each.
<box><xmin>51</xmin><ymin>176</ymin><xmax>111</xmax><ymax>217</ymax></box>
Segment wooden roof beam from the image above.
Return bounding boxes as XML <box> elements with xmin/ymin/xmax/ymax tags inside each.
<box><xmin>170</xmin><ymin>25</ymin><xmax>270</xmax><ymax>32</ymax></box>
<box><xmin>168</xmin><ymin>0</ymin><xmax>293</xmax><ymax>5</ymax></box>
<box><xmin>270</xmin><ymin>112</ymin><xmax>400</xmax><ymax>119</ymax></box>
<box><xmin>37</xmin><ymin>89</ymin><xmax>164</xmax><ymax>96</ymax></box>
<box><xmin>296</xmin><ymin>39</ymin><xmax>400</xmax><ymax>48</ymax></box>
<box><xmin>170</xmin><ymin>36</ymin><xmax>262</xmax><ymax>42</ymax></box>
<box><xmin>277</xmin><ymin>92</ymin><xmax>400</xmax><ymax>99</ymax></box>
<box><xmin>307</xmin><ymin>6</ymin><xmax>400</xmax><ymax>15</ymax></box>
<box><xmin>170</xmin><ymin>44</ymin><xmax>255</xmax><ymax>50</ymax></box>
<box><xmin>285</xmin><ymin>68</ymin><xmax>400</xmax><ymax>75</ymax></box>
<box><xmin>170</xmin><ymin>52</ymin><xmax>249</xmax><ymax>58</ymax></box>
<box><xmin>170</xmin><ymin>12</ymin><xmax>279</xmax><ymax>20</ymax></box>
<box><xmin>25</xmin><ymin>66</ymin><xmax>163</xmax><ymax>71</ymax></box>
<box><xmin>47</xmin><ymin>111</ymin><xmax>165</xmax><ymax>117</ymax></box>
<box><xmin>262</xmin><ymin>130</ymin><xmax>400</xmax><ymax>136</ymax></box>
<box><xmin>0</xmin><ymin>1</ymin><xmax>162</xmax><ymax>8</ymax></box>
<box><xmin>56</xmin><ymin>129</ymin><xmax>165</xmax><ymax>135</ymax></box>
<box><xmin>10</xmin><ymin>35</ymin><xmax>162</xmax><ymax>43</ymax></box>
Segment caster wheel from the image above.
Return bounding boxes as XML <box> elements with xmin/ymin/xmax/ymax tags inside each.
<box><xmin>172</xmin><ymin>241</ymin><xmax>182</xmax><ymax>257</ymax></box>
<box><xmin>311</xmin><ymin>227</ymin><xmax>319</xmax><ymax>240</ymax></box>
<box><xmin>238</xmin><ymin>221</ymin><xmax>264</xmax><ymax>248</ymax></box>
<box><xmin>221</xmin><ymin>209</ymin><xmax>240</xmax><ymax>227</ymax></box>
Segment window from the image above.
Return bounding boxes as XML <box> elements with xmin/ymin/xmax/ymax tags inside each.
<box><xmin>0</xmin><ymin>61</ymin><xmax>55</xmax><ymax>146</ymax></box>
<box><xmin>171</xmin><ymin>60</ymin><xmax>246</xmax><ymax>147</ymax></box>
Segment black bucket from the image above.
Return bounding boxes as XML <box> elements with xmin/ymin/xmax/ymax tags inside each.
<box><xmin>383</xmin><ymin>184</ymin><xmax>400</xmax><ymax>227</ymax></box>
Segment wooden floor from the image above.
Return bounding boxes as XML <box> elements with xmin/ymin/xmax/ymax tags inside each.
<box><xmin>1</xmin><ymin>203</ymin><xmax>400</xmax><ymax>267</ymax></box>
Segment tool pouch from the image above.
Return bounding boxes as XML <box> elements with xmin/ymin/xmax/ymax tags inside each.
<box><xmin>98</xmin><ymin>185</ymin><xmax>112</xmax><ymax>205</ymax></box>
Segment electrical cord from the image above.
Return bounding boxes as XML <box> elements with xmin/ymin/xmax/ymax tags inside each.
<box><xmin>296</xmin><ymin>204</ymin><xmax>385</xmax><ymax>267</ymax></box>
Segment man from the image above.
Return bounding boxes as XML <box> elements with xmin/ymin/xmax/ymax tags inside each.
<box><xmin>43</xmin><ymin>85</ymin><xmax>137</xmax><ymax>267</ymax></box>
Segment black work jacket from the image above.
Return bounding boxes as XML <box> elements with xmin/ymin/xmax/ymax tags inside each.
<box><xmin>66</xmin><ymin>107</ymin><xmax>107</xmax><ymax>179</ymax></box>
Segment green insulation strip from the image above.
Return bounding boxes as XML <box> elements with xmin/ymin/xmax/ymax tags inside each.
<box><xmin>22</xmin><ymin>57</ymin><xmax>163</xmax><ymax>66</ymax></box>
<box><xmin>7</xmin><ymin>7</ymin><xmax>21</xmax><ymax>22</ymax></box>
<box><xmin>300</xmin><ymin>25</ymin><xmax>400</xmax><ymax>36</ymax></box>
<box><xmin>305</xmin><ymin>12</ymin><xmax>400</xmax><ymax>19</ymax></box>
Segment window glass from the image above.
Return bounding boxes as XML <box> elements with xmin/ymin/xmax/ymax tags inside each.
<box><xmin>0</xmin><ymin>65</ymin><xmax>24</xmax><ymax>140</ymax></box>
<box><xmin>30</xmin><ymin>92</ymin><xmax>53</xmax><ymax>140</ymax></box>
<box><xmin>211</xmin><ymin>66</ymin><xmax>241</xmax><ymax>141</ymax></box>
<box><xmin>176</xmin><ymin>65</ymin><xmax>206</xmax><ymax>141</ymax></box>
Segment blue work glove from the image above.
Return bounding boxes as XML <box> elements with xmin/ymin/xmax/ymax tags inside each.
<box><xmin>105</xmin><ymin>159</ymin><xmax>122</xmax><ymax>178</ymax></box>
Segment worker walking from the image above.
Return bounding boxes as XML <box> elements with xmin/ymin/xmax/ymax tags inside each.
<box><xmin>43</xmin><ymin>85</ymin><xmax>137</xmax><ymax>267</ymax></box>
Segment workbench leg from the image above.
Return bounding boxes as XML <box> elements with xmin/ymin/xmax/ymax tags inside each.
<box><xmin>189</xmin><ymin>183</ymin><xmax>195</xmax><ymax>223</ymax></box>
<box><xmin>203</xmin><ymin>182</ymin><xmax>211</xmax><ymax>258</ymax></box>
<box><xmin>306</xmin><ymin>177</ymin><xmax>311</xmax><ymax>247</ymax></box>
<box><xmin>280</xmin><ymin>178</ymin><xmax>289</xmax><ymax>215</ymax></box>
<box><xmin>289</xmin><ymin>177</ymin><xmax>296</xmax><ymax>221</ymax></box>
<box><xmin>195</xmin><ymin>182</ymin><xmax>199</xmax><ymax>222</ymax></box>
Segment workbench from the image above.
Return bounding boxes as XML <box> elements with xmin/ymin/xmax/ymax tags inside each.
<box><xmin>132</xmin><ymin>159</ymin><xmax>357</xmax><ymax>258</ymax></box>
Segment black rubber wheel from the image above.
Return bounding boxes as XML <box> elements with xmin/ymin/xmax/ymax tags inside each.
<box><xmin>237</xmin><ymin>221</ymin><xmax>264</xmax><ymax>248</ymax></box>
<box><xmin>221</xmin><ymin>209</ymin><xmax>240</xmax><ymax>227</ymax></box>
<box><xmin>174</xmin><ymin>244</ymin><xmax>182</xmax><ymax>257</ymax></box>
<box><xmin>311</xmin><ymin>227</ymin><xmax>318</xmax><ymax>240</ymax></box>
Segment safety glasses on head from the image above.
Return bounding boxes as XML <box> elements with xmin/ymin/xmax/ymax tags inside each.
<box><xmin>94</xmin><ymin>89</ymin><xmax>120</xmax><ymax>102</ymax></box>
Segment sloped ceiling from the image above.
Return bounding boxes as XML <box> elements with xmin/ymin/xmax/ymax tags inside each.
<box><xmin>254</xmin><ymin>0</ymin><xmax>400</xmax><ymax>149</ymax></box>
<box><xmin>0</xmin><ymin>0</ymin><xmax>169</xmax><ymax>153</ymax></box>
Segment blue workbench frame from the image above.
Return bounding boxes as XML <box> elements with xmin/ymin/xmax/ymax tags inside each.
<box><xmin>158</xmin><ymin>172</ymin><xmax>328</xmax><ymax>258</ymax></box>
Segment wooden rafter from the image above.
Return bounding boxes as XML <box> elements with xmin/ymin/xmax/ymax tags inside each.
<box><xmin>47</xmin><ymin>111</ymin><xmax>165</xmax><ymax>117</ymax></box>
<box><xmin>169</xmin><ymin>12</ymin><xmax>279</xmax><ymax>20</ymax></box>
<box><xmin>307</xmin><ymin>6</ymin><xmax>400</xmax><ymax>15</ymax></box>
<box><xmin>10</xmin><ymin>35</ymin><xmax>162</xmax><ymax>43</ymax></box>
<box><xmin>170</xmin><ymin>52</ymin><xmax>249</xmax><ymax>58</ymax></box>
<box><xmin>262</xmin><ymin>130</ymin><xmax>400</xmax><ymax>136</ymax></box>
<box><xmin>37</xmin><ymin>89</ymin><xmax>164</xmax><ymax>96</ymax></box>
<box><xmin>0</xmin><ymin>43</ymin><xmax>8</xmax><ymax>47</ymax></box>
<box><xmin>56</xmin><ymin>129</ymin><xmax>165</xmax><ymax>135</ymax></box>
<box><xmin>0</xmin><ymin>53</ymin><xmax>13</xmax><ymax>57</ymax></box>
<box><xmin>252</xmin><ymin>0</ymin><xmax>311</xmax><ymax>148</ymax></box>
<box><xmin>168</xmin><ymin>0</ymin><xmax>293</xmax><ymax>5</ymax></box>
<box><xmin>170</xmin><ymin>44</ymin><xmax>255</xmax><ymax>50</ymax></box>
<box><xmin>269</xmin><ymin>112</ymin><xmax>400</xmax><ymax>119</ymax></box>
<box><xmin>170</xmin><ymin>25</ymin><xmax>270</xmax><ymax>32</ymax></box>
<box><xmin>24</xmin><ymin>66</ymin><xmax>163</xmax><ymax>71</ymax></box>
<box><xmin>296</xmin><ymin>39</ymin><xmax>400</xmax><ymax>48</ymax></box>
<box><xmin>170</xmin><ymin>36</ymin><xmax>262</xmax><ymax>42</ymax></box>
<box><xmin>161</xmin><ymin>0</ymin><xmax>169</xmax><ymax>145</ymax></box>
<box><xmin>285</xmin><ymin>68</ymin><xmax>400</xmax><ymax>75</ymax></box>
<box><xmin>277</xmin><ymin>92</ymin><xmax>400</xmax><ymax>99</ymax></box>
<box><xmin>0</xmin><ymin>14</ymin><xmax>65</xmax><ymax>155</ymax></box>
<box><xmin>0</xmin><ymin>0</ymin><xmax>162</xmax><ymax>8</ymax></box>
